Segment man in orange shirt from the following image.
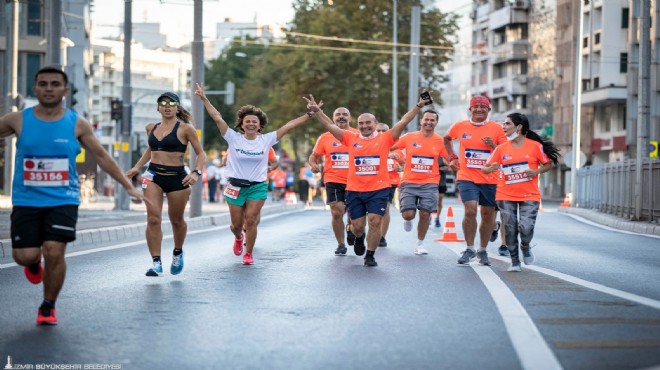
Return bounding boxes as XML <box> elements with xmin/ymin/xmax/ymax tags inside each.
<box><xmin>394</xmin><ymin>110</ymin><xmax>450</xmax><ymax>255</ymax></box>
<box><xmin>376</xmin><ymin>122</ymin><xmax>404</xmax><ymax>248</ymax></box>
<box><xmin>306</xmin><ymin>95</ymin><xmax>427</xmax><ymax>266</ymax></box>
<box><xmin>309</xmin><ymin>107</ymin><xmax>355</xmax><ymax>255</ymax></box>
<box><xmin>444</xmin><ymin>96</ymin><xmax>507</xmax><ymax>266</ymax></box>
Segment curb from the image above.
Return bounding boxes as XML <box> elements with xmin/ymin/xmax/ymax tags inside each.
<box><xmin>558</xmin><ymin>207</ymin><xmax>660</xmax><ymax>237</ymax></box>
<box><xmin>0</xmin><ymin>203</ymin><xmax>304</xmax><ymax>259</ymax></box>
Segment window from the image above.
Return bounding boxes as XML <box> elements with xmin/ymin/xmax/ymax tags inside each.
<box><xmin>26</xmin><ymin>53</ymin><xmax>42</xmax><ymax>97</ymax></box>
<box><xmin>583</xmin><ymin>37</ymin><xmax>588</xmax><ymax>48</ymax></box>
<box><xmin>621</xmin><ymin>8</ymin><xmax>629</xmax><ymax>29</ymax></box>
<box><xmin>620</xmin><ymin>53</ymin><xmax>628</xmax><ymax>73</ymax></box>
<box><xmin>582</xmin><ymin>79</ymin><xmax>591</xmax><ymax>91</ymax></box>
<box><xmin>27</xmin><ymin>0</ymin><xmax>42</xmax><ymax>36</ymax></box>
<box><xmin>594</xmin><ymin>33</ymin><xmax>600</xmax><ymax>45</ymax></box>
<box><xmin>520</xmin><ymin>60</ymin><xmax>528</xmax><ymax>75</ymax></box>
<box><xmin>593</xmin><ymin>77</ymin><xmax>599</xmax><ymax>88</ymax></box>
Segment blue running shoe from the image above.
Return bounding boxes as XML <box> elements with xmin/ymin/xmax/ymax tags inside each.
<box><xmin>170</xmin><ymin>251</ymin><xmax>184</xmax><ymax>275</ymax></box>
<box><xmin>434</xmin><ymin>218</ymin><xmax>441</xmax><ymax>228</ymax></box>
<box><xmin>146</xmin><ymin>261</ymin><xmax>163</xmax><ymax>277</ymax></box>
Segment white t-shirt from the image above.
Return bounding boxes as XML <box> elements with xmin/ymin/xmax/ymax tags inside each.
<box><xmin>223</xmin><ymin>129</ymin><xmax>278</xmax><ymax>182</ymax></box>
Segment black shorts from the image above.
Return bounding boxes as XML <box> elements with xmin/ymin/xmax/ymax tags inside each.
<box><xmin>11</xmin><ymin>205</ymin><xmax>78</xmax><ymax>248</ymax></box>
<box><xmin>325</xmin><ymin>182</ymin><xmax>347</xmax><ymax>204</ymax></box>
<box><xmin>148</xmin><ymin>163</ymin><xmax>189</xmax><ymax>193</ymax></box>
<box><xmin>438</xmin><ymin>185</ymin><xmax>447</xmax><ymax>194</ymax></box>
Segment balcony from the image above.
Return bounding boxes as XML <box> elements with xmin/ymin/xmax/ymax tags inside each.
<box><xmin>491</xmin><ymin>41</ymin><xmax>531</xmax><ymax>63</ymax></box>
<box><xmin>491</xmin><ymin>76</ymin><xmax>528</xmax><ymax>98</ymax></box>
<box><xmin>489</xmin><ymin>6</ymin><xmax>529</xmax><ymax>30</ymax></box>
<box><xmin>581</xmin><ymin>85</ymin><xmax>626</xmax><ymax>105</ymax></box>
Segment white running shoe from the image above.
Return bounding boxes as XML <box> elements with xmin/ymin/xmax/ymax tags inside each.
<box><xmin>414</xmin><ymin>246</ymin><xmax>429</xmax><ymax>255</ymax></box>
<box><xmin>403</xmin><ymin>220</ymin><xmax>413</xmax><ymax>232</ymax></box>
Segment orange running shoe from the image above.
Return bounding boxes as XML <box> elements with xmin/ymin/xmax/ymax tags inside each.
<box><xmin>242</xmin><ymin>252</ymin><xmax>253</xmax><ymax>265</ymax></box>
<box><xmin>233</xmin><ymin>233</ymin><xmax>244</xmax><ymax>256</ymax></box>
<box><xmin>24</xmin><ymin>261</ymin><xmax>43</xmax><ymax>284</ymax></box>
<box><xmin>36</xmin><ymin>306</ymin><xmax>58</xmax><ymax>325</ymax></box>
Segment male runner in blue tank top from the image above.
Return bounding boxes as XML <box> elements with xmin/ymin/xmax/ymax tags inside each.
<box><xmin>0</xmin><ymin>66</ymin><xmax>145</xmax><ymax>325</ymax></box>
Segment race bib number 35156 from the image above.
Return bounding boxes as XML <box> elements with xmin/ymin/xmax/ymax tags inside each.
<box><xmin>23</xmin><ymin>156</ymin><xmax>69</xmax><ymax>187</ymax></box>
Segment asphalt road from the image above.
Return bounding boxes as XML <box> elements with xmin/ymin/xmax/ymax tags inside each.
<box><xmin>1</xmin><ymin>200</ymin><xmax>659</xmax><ymax>370</ymax></box>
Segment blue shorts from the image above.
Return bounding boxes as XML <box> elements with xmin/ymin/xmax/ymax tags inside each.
<box><xmin>345</xmin><ymin>188</ymin><xmax>390</xmax><ymax>219</ymax></box>
<box><xmin>457</xmin><ymin>180</ymin><xmax>497</xmax><ymax>208</ymax></box>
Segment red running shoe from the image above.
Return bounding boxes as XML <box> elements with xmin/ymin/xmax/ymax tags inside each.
<box><xmin>233</xmin><ymin>233</ymin><xmax>244</xmax><ymax>256</ymax></box>
<box><xmin>24</xmin><ymin>261</ymin><xmax>43</xmax><ymax>284</ymax></box>
<box><xmin>36</xmin><ymin>307</ymin><xmax>58</xmax><ymax>325</ymax></box>
<box><xmin>242</xmin><ymin>252</ymin><xmax>253</xmax><ymax>265</ymax></box>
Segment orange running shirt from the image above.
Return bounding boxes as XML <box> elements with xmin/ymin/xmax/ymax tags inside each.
<box><xmin>396</xmin><ymin>131</ymin><xmax>448</xmax><ymax>185</ymax></box>
<box><xmin>445</xmin><ymin>120</ymin><xmax>507</xmax><ymax>184</ymax></box>
<box><xmin>486</xmin><ymin>138</ymin><xmax>550</xmax><ymax>202</ymax></box>
<box><xmin>312</xmin><ymin>131</ymin><xmax>351</xmax><ymax>184</ymax></box>
<box><xmin>387</xmin><ymin>149</ymin><xmax>405</xmax><ymax>186</ymax></box>
<box><xmin>341</xmin><ymin>130</ymin><xmax>396</xmax><ymax>192</ymax></box>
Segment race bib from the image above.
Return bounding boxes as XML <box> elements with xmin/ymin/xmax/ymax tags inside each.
<box><xmin>330</xmin><ymin>152</ymin><xmax>349</xmax><ymax>169</ymax></box>
<box><xmin>502</xmin><ymin>162</ymin><xmax>531</xmax><ymax>185</ymax></box>
<box><xmin>141</xmin><ymin>170</ymin><xmax>154</xmax><ymax>189</ymax></box>
<box><xmin>23</xmin><ymin>156</ymin><xmax>69</xmax><ymax>187</ymax></box>
<box><xmin>465</xmin><ymin>149</ymin><xmax>491</xmax><ymax>169</ymax></box>
<box><xmin>224</xmin><ymin>184</ymin><xmax>241</xmax><ymax>199</ymax></box>
<box><xmin>411</xmin><ymin>155</ymin><xmax>434</xmax><ymax>173</ymax></box>
<box><xmin>354</xmin><ymin>156</ymin><xmax>380</xmax><ymax>176</ymax></box>
<box><xmin>387</xmin><ymin>158</ymin><xmax>395</xmax><ymax>172</ymax></box>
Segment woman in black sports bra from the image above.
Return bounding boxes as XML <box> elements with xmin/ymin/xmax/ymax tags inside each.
<box><xmin>126</xmin><ymin>92</ymin><xmax>206</xmax><ymax>277</ymax></box>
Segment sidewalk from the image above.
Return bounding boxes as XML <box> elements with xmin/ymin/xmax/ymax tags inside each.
<box><xmin>0</xmin><ymin>195</ymin><xmax>303</xmax><ymax>260</ymax></box>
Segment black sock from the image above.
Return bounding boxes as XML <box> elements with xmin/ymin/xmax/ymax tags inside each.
<box><xmin>173</xmin><ymin>249</ymin><xmax>183</xmax><ymax>256</ymax></box>
<box><xmin>152</xmin><ymin>256</ymin><xmax>161</xmax><ymax>263</ymax></box>
<box><xmin>28</xmin><ymin>262</ymin><xmax>40</xmax><ymax>274</ymax></box>
<box><xmin>366</xmin><ymin>250</ymin><xmax>375</xmax><ymax>257</ymax></box>
<box><xmin>40</xmin><ymin>299</ymin><xmax>55</xmax><ymax>315</ymax></box>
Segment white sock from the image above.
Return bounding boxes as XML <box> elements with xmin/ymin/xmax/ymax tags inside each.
<box><xmin>478</xmin><ymin>246</ymin><xmax>487</xmax><ymax>253</ymax></box>
<box><xmin>466</xmin><ymin>245</ymin><xmax>475</xmax><ymax>251</ymax></box>
<box><xmin>417</xmin><ymin>239</ymin><xmax>424</xmax><ymax>247</ymax></box>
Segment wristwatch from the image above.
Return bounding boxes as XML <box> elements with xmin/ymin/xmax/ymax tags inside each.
<box><xmin>192</xmin><ymin>169</ymin><xmax>202</xmax><ymax>176</ymax></box>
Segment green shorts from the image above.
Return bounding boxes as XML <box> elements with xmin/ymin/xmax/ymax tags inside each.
<box><xmin>224</xmin><ymin>181</ymin><xmax>268</xmax><ymax>206</ymax></box>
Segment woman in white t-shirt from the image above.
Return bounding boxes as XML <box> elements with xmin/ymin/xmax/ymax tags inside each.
<box><xmin>195</xmin><ymin>83</ymin><xmax>316</xmax><ymax>265</ymax></box>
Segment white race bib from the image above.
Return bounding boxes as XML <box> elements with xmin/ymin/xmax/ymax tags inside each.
<box><xmin>330</xmin><ymin>152</ymin><xmax>349</xmax><ymax>169</ymax></box>
<box><xmin>464</xmin><ymin>149</ymin><xmax>491</xmax><ymax>169</ymax></box>
<box><xmin>411</xmin><ymin>155</ymin><xmax>434</xmax><ymax>173</ymax></box>
<box><xmin>224</xmin><ymin>184</ymin><xmax>241</xmax><ymax>199</ymax></box>
<box><xmin>502</xmin><ymin>162</ymin><xmax>531</xmax><ymax>184</ymax></box>
<box><xmin>23</xmin><ymin>156</ymin><xmax>69</xmax><ymax>187</ymax></box>
<box><xmin>354</xmin><ymin>156</ymin><xmax>380</xmax><ymax>176</ymax></box>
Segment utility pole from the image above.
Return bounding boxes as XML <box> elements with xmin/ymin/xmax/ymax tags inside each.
<box><xmin>47</xmin><ymin>0</ymin><xmax>62</xmax><ymax>65</ymax></box>
<box><xmin>406</xmin><ymin>2</ymin><xmax>421</xmax><ymax>131</ymax></box>
<box><xmin>391</xmin><ymin>0</ymin><xmax>398</xmax><ymax>125</ymax></box>
<box><xmin>635</xmin><ymin>0</ymin><xmax>651</xmax><ymax>220</ymax></box>
<box><xmin>189</xmin><ymin>0</ymin><xmax>205</xmax><ymax>218</ymax></box>
<box><xmin>115</xmin><ymin>0</ymin><xmax>132</xmax><ymax>211</ymax></box>
<box><xmin>569</xmin><ymin>0</ymin><xmax>584</xmax><ymax>205</ymax></box>
<box><xmin>3</xmin><ymin>0</ymin><xmax>19</xmax><ymax>195</ymax></box>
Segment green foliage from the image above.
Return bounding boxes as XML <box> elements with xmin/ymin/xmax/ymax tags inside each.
<box><xmin>204</xmin><ymin>0</ymin><xmax>458</xmax><ymax>162</ymax></box>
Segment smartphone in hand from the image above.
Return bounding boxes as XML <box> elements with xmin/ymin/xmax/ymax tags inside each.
<box><xmin>420</xmin><ymin>91</ymin><xmax>433</xmax><ymax>106</ymax></box>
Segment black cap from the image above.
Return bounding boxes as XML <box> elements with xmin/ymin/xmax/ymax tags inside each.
<box><xmin>157</xmin><ymin>92</ymin><xmax>180</xmax><ymax>104</ymax></box>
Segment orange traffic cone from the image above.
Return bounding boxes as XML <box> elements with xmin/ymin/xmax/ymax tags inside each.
<box><xmin>434</xmin><ymin>206</ymin><xmax>465</xmax><ymax>242</ymax></box>
<box><xmin>560</xmin><ymin>193</ymin><xmax>571</xmax><ymax>207</ymax></box>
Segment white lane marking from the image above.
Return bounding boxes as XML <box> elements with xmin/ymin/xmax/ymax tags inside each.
<box><xmin>0</xmin><ymin>211</ymin><xmax>301</xmax><ymax>269</ymax></box>
<box><xmin>446</xmin><ymin>244</ymin><xmax>563</xmax><ymax>370</ymax></box>
<box><xmin>488</xmin><ymin>254</ymin><xmax>660</xmax><ymax>311</ymax></box>
<box><xmin>563</xmin><ymin>213</ymin><xmax>660</xmax><ymax>239</ymax></box>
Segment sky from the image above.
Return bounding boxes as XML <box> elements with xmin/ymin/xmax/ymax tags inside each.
<box><xmin>90</xmin><ymin>0</ymin><xmax>297</xmax><ymax>47</ymax></box>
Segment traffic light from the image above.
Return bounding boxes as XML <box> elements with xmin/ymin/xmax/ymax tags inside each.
<box><xmin>68</xmin><ymin>83</ymin><xmax>79</xmax><ymax>110</ymax></box>
<box><xmin>111</xmin><ymin>98</ymin><xmax>122</xmax><ymax>121</ymax></box>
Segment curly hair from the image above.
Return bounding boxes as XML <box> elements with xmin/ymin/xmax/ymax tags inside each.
<box><xmin>234</xmin><ymin>105</ymin><xmax>268</xmax><ymax>133</ymax></box>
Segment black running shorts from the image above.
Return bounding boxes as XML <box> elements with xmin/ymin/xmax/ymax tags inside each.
<box><xmin>325</xmin><ymin>182</ymin><xmax>347</xmax><ymax>204</ymax></box>
<box><xmin>11</xmin><ymin>205</ymin><xmax>78</xmax><ymax>248</ymax></box>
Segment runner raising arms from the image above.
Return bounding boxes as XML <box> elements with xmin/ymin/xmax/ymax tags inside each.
<box><xmin>195</xmin><ymin>83</ymin><xmax>312</xmax><ymax>265</ymax></box>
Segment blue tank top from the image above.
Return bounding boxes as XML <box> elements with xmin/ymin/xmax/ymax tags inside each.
<box><xmin>12</xmin><ymin>107</ymin><xmax>81</xmax><ymax>206</ymax></box>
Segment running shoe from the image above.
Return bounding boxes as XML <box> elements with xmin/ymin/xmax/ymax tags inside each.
<box><xmin>403</xmin><ymin>220</ymin><xmax>413</xmax><ymax>232</ymax></box>
<box><xmin>354</xmin><ymin>234</ymin><xmax>366</xmax><ymax>256</ymax></box>
<box><xmin>521</xmin><ymin>245</ymin><xmax>535</xmax><ymax>265</ymax></box>
<box><xmin>243</xmin><ymin>252</ymin><xmax>254</xmax><ymax>265</ymax></box>
<box><xmin>434</xmin><ymin>218</ymin><xmax>441</xmax><ymax>228</ymax></box>
<box><xmin>508</xmin><ymin>257</ymin><xmax>522</xmax><ymax>272</ymax></box>
<box><xmin>146</xmin><ymin>261</ymin><xmax>163</xmax><ymax>277</ymax></box>
<box><xmin>457</xmin><ymin>249</ymin><xmax>476</xmax><ymax>265</ymax></box>
<box><xmin>346</xmin><ymin>225</ymin><xmax>356</xmax><ymax>246</ymax></box>
<box><xmin>476</xmin><ymin>250</ymin><xmax>491</xmax><ymax>266</ymax></box>
<box><xmin>498</xmin><ymin>245</ymin><xmax>510</xmax><ymax>256</ymax></box>
<box><xmin>364</xmin><ymin>254</ymin><xmax>378</xmax><ymax>267</ymax></box>
<box><xmin>379</xmin><ymin>237</ymin><xmax>388</xmax><ymax>247</ymax></box>
<box><xmin>335</xmin><ymin>244</ymin><xmax>347</xmax><ymax>255</ymax></box>
<box><xmin>490</xmin><ymin>221</ymin><xmax>501</xmax><ymax>242</ymax></box>
<box><xmin>170</xmin><ymin>251</ymin><xmax>184</xmax><ymax>275</ymax></box>
<box><xmin>36</xmin><ymin>306</ymin><xmax>58</xmax><ymax>325</ymax></box>
<box><xmin>233</xmin><ymin>233</ymin><xmax>245</xmax><ymax>256</ymax></box>
<box><xmin>24</xmin><ymin>261</ymin><xmax>43</xmax><ymax>284</ymax></box>
<box><xmin>414</xmin><ymin>246</ymin><xmax>429</xmax><ymax>255</ymax></box>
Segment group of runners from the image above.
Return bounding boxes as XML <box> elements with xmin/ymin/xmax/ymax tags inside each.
<box><xmin>0</xmin><ymin>65</ymin><xmax>559</xmax><ymax>325</ymax></box>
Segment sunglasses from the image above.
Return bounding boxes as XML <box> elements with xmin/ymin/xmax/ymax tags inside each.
<box><xmin>159</xmin><ymin>100</ymin><xmax>178</xmax><ymax>107</ymax></box>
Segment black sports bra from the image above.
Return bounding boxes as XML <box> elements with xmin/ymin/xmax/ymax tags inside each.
<box><xmin>148</xmin><ymin>121</ymin><xmax>187</xmax><ymax>153</ymax></box>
